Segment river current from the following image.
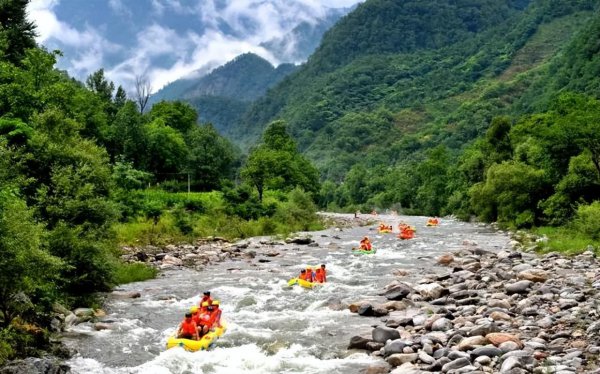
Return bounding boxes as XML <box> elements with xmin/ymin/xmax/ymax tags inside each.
<box><xmin>64</xmin><ymin>214</ymin><xmax>512</xmax><ymax>374</ymax></box>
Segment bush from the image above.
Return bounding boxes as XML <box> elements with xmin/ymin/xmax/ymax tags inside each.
<box><xmin>113</xmin><ymin>262</ymin><xmax>158</xmax><ymax>285</ymax></box>
<box><xmin>173</xmin><ymin>207</ymin><xmax>194</xmax><ymax>236</ymax></box>
<box><xmin>573</xmin><ymin>201</ymin><xmax>600</xmax><ymax>240</ymax></box>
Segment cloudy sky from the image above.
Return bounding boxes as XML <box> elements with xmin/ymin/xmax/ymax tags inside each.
<box><xmin>27</xmin><ymin>0</ymin><xmax>363</xmax><ymax>94</ymax></box>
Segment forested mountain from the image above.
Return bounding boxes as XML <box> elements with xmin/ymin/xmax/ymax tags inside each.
<box><xmin>229</xmin><ymin>0</ymin><xmax>600</xmax><ymax>228</ymax></box>
<box><xmin>151</xmin><ymin>53</ymin><xmax>297</xmax><ymax>134</ymax></box>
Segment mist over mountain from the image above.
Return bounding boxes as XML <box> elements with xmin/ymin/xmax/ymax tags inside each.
<box><xmin>28</xmin><ymin>0</ymin><xmax>361</xmax><ymax>94</ymax></box>
<box><xmin>152</xmin><ymin>53</ymin><xmax>298</xmax><ymax>134</ymax></box>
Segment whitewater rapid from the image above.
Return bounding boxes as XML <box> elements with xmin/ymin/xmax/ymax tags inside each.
<box><xmin>63</xmin><ymin>214</ymin><xmax>512</xmax><ymax>374</ymax></box>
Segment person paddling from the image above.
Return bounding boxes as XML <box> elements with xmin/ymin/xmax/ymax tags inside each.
<box><xmin>315</xmin><ymin>264</ymin><xmax>327</xmax><ymax>283</ymax></box>
<box><xmin>199</xmin><ymin>291</ymin><xmax>212</xmax><ymax>307</ymax></box>
<box><xmin>359</xmin><ymin>236</ymin><xmax>372</xmax><ymax>251</ymax></box>
<box><xmin>177</xmin><ymin>312</ymin><xmax>199</xmax><ymax>341</ymax></box>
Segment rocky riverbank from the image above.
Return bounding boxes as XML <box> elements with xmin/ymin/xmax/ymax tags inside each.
<box><xmin>117</xmin><ymin>213</ymin><xmax>375</xmax><ymax>271</ymax></box>
<box><xmin>347</xmin><ymin>242</ymin><xmax>600</xmax><ymax>374</ymax></box>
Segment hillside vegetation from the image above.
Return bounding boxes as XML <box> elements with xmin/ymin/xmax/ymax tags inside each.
<box><xmin>226</xmin><ymin>0</ymin><xmax>599</xmax><ymax>233</ymax></box>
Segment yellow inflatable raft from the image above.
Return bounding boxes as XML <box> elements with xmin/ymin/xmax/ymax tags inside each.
<box><xmin>166</xmin><ymin>320</ymin><xmax>227</xmax><ymax>352</ymax></box>
<box><xmin>287</xmin><ymin>278</ymin><xmax>322</xmax><ymax>288</ymax></box>
<box><xmin>378</xmin><ymin>229</ymin><xmax>392</xmax><ymax>233</ymax></box>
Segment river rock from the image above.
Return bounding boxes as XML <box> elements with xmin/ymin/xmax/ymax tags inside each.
<box><xmin>348</xmin><ymin>335</ymin><xmax>371</xmax><ymax>350</ymax></box>
<box><xmin>468</xmin><ymin>323</ymin><xmax>499</xmax><ymax>337</ymax></box>
<box><xmin>486</xmin><ymin>333</ymin><xmax>523</xmax><ymax>348</ymax></box>
<box><xmin>488</xmin><ymin>299</ymin><xmax>511</xmax><ymax>309</ymax></box>
<box><xmin>373</xmin><ymin>326</ymin><xmax>401</xmax><ymax>343</ymax></box>
<box><xmin>382</xmin><ymin>301</ymin><xmax>409</xmax><ymax>311</ymax></box>
<box><xmin>505</xmin><ymin>280</ymin><xmax>532</xmax><ymax>294</ymax></box>
<box><xmin>285</xmin><ymin>236</ymin><xmax>313</xmax><ymax>245</ymax></box>
<box><xmin>373</xmin><ymin>307</ymin><xmax>389</xmax><ymax>317</ymax></box>
<box><xmin>438</xmin><ymin>254</ymin><xmax>454</xmax><ymax>265</ymax></box>
<box><xmin>110</xmin><ymin>291</ymin><xmax>141</xmax><ymax>299</ymax></box>
<box><xmin>73</xmin><ymin>308</ymin><xmax>94</xmax><ymax>317</ymax></box>
<box><xmin>389</xmin><ymin>363</ymin><xmax>421</xmax><ymax>374</ymax></box>
<box><xmin>431</xmin><ymin>318</ymin><xmax>453</xmax><ymax>331</ymax></box>
<box><xmin>348</xmin><ymin>301</ymin><xmax>369</xmax><ymax>313</ymax></box>
<box><xmin>0</xmin><ymin>357</ymin><xmax>70</xmax><ymax>374</ymax></box>
<box><xmin>418</xmin><ymin>350</ymin><xmax>436</xmax><ymax>364</ymax></box>
<box><xmin>364</xmin><ymin>364</ymin><xmax>391</xmax><ymax>374</ymax></box>
<box><xmin>366</xmin><ymin>342</ymin><xmax>385</xmax><ymax>351</ymax></box>
<box><xmin>499</xmin><ymin>341</ymin><xmax>522</xmax><ymax>353</ymax></box>
<box><xmin>457</xmin><ymin>336</ymin><xmax>488</xmax><ymax>351</ymax></box>
<box><xmin>441</xmin><ymin>357</ymin><xmax>470</xmax><ymax>372</ymax></box>
<box><xmin>93</xmin><ymin>322</ymin><xmax>113</xmax><ymax>331</ymax></box>
<box><xmin>414</xmin><ymin>283</ymin><xmax>447</xmax><ymax>300</ymax></box>
<box><xmin>518</xmin><ymin>269</ymin><xmax>549</xmax><ymax>283</ymax></box>
<box><xmin>384</xmin><ymin>284</ymin><xmax>413</xmax><ymax>300</ymax></box>
<box><xmin>357</xmin><ymin>303</ymin><xmax>374</xmax><ymax>316</ymax></box>
<box><xmin>162</xmin><ymin>254</ymin><xmax>183</xmax><ymax>266</ymax></box>
<box><xmin>489</xmin><ymin>311</ymin><xmax>512</xmax><ymax>321</ymax></box>
<box><xmin>384</xmin><ymin>339</ymin><xmax>406</xmax><ymax>356</ymax></box>
<box><xmin>470</xmin><ymin>346</ymin><xmax>502</xmax><ymax>358</ymax></box>
<box><xmin>386</xmin><ymin>353</ymin><xmax>418</xmax><ymax>367</ymax></box>
<box><xmin>500</xmin><ymin>357</ymin><xmax>523</xmax><ymax>373</ymax></box>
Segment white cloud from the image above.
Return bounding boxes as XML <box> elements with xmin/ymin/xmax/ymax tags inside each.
<box><xmin>28</xmin><ymin>0</ymin><xmax>364</xmax><ymax>94</ymax></box>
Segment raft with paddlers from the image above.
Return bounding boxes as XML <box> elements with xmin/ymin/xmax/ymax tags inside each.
<box><xmin>378</xmin><ymin>223</ymin><xmax>393</xmax><ymax>233</ymax></box>
<box><xmin>398</xmin><ymin>226</ymin><xmax>416</xmax><ymax>240</ymax></box>
<box><xmin>166</xmin><ymin>320</ymin><xmax>227</xmax><ymax>351</ymax></box>
<box><xmin>426</xmin><ymin>217</ymin><xmax>440</xmax><ymax>227</ymax></box>
<box><xmin>289</xmin><ymin>264</ymin><xmax>327</xmax><ymax>287</ymax></box>
<box><xmin>287</xmin><ymin>277</ymin><xmax>322</xmax><ymax>288</ymax></box>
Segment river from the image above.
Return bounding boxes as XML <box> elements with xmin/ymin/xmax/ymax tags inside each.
<box><xmin>63</xmin><ymin>214</ymin><xmax>512</xmax><ymax>374</ymax></box>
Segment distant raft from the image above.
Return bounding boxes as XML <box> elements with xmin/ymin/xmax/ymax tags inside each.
<box><xmin>352</xmin><ymin>248</ymin><xmax>377</xmax><ymax>255</ymax></box>
<box><xmin>378</xmin><ymin>229</ymin><xmax>392</xmax><ymax>233</ymax></box>
<box><xmin>287</xmin><ymin>278</ymin><xmax>322</xmax><ymax>289</ymax></box>
<box><xmin>166</xmin><ymin>320</ymin><xmax>227</xmax><ymax>352</ymax></box>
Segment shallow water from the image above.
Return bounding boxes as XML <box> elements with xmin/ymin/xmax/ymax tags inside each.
<box><xmin>64</xmin><ymin>214</ymin><xmax>512</xmax><ymax>374</ymax></box>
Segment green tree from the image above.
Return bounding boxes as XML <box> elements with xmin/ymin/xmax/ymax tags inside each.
<box><xmin>107</xmin><ymin>101</ymin><xmax>146</xmax><ymax>165</ymax></box>
<box><xmin>470</xmin><ymin>161</ymin><xmax>547</xmax><ymax>227</ymax></box>
<box><xmin>186</xmin><ymin>124</ymin><xmax>237</xmax><ymax>190</ymax></box>
<box><xmin>0</xmin><ymin>0</ymin><xmax>37</xmax><ymax>64</ymax></box>
<box><xmin>85</xmin><ymin>68</ymin><xmax>115</xmax><ymax>103</ymax></box>
<box><xmin>149</xmin><ymin>100</ymin><xmax>198</xmax><ymax>134</ymax></box>
<box><xmin>144</xmin><ymin>118</ymin><xmax>186</xmax><ymax>178</ymax></box>
<box><xmin>0</xmin><ymin>189</ymin><xmax>61</xmax><ymax>328</ymax></box>
<box><xmin>242</xmin><ymin>120</ymin><xmax>320</xmax><ymax>201</ymax></box>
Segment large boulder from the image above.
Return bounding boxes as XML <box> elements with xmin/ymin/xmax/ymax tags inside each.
<box><xmin>373</xmin><ymin>326</ymin><xmax>401</xmax><ymax>343</ymax></box>
<box><xmin>348</xmin><ymin>335</ymin><xmax>371</xmax><ymax>350</ymax></box>
<box><xmin>383</xmin><ymin>284</ymin><xmax>413</xmax><ymax>300</ymax></box>
<box><xmin>0</xmin><ymin>357</ymin><xmax>70</xmax><ymax>374</ymax></box>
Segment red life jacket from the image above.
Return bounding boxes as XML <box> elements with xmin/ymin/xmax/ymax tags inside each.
<box><xmin>210</xmin><ymin>309</ymin><xmax>222</xmax><ymax>326</ymax></box>
<box><xmin>315</xmin><ymin>270</ymin><xmax>325</xmax><ymax>283</ymax></box>
<box><xmin>181</xmin><ymin>319</ymin><xmax>197</xmax><ymax>335</ymax></box>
